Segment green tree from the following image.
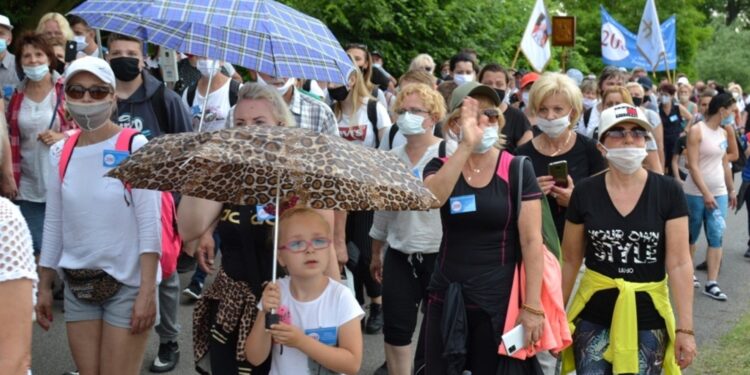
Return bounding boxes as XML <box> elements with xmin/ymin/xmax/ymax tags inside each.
<box><xmin>701</xmin><ymin>0</ymin><xmax>750</xmax><ymax>26</ymax></box>
<box><xmin>281</xmin><ymin>0</ymin><xmax>534</xmax><ymax>76</ymax></box>
<box><xmin>695</xmin><ymin>22</ymin><xmax>750</xmax><ymax>87</ymax></box>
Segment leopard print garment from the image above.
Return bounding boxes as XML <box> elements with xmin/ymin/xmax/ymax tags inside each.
<box><xmin>193</xmin><ymin>268</ymin><xmax>258</xmax><ymax>364</ymax></box>
<box><xmin>107</xmin><ymin>126</ymin><xmax>438</xmax><ymax>211</ymax></box>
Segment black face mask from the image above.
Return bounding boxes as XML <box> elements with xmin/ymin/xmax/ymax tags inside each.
<box><xmin>328</xmin><ymin>85</ymin><xmax>349</xmax><ymax>102</ymax></box>
<box><xmin>494</xmin><ymin>89</ymin><xmax>506</xmax><ymax>103</ymax></box>
<box><xmin>632</xmin><ymin>97</ymin><xmax>643</xmax><ymax>106</ymax></box>
<box><xmin>110</xmin><ymin>57</ymin><xmax>141</xmax><ymax>82</ymax></box>
<box><xmin>643</xmin><ymin>95</ymin><xmax>651</xmax><ymax>104</ymax></box>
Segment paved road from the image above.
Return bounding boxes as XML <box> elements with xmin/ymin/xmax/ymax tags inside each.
<box><xmin>31</xmin><ymin>205</ymin><xmax>750</xmax><ymax>374</ymax></box>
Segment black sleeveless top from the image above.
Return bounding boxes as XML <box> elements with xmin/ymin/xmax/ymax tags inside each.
<box><xmin>216</xmin><ymin>204</ymin><xmax>275</xmax><ymax>295</ymax></box>
<box><xmin>660</xmin><ymin>104</ymin><xmax>683</xmax><ymax>137</ymax></box>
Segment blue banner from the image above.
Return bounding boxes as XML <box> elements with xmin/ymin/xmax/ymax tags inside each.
<box><xmin>600</xmin><ymin>5</ymin><xmax>676</xmax><ymax>71</ymax></box>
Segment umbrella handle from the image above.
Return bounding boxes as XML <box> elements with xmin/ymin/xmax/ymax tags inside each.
<box><xmin>265</xmin><ymin>310</ymin><xmax>280</xmax><ymax>329</ymax></box>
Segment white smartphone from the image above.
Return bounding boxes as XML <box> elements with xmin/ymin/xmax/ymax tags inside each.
<box><xmin>158</xmin><ymin>48</ymin><xmax>179</xmax><ymax>83</ymax></box>
<box><xmin>501</xmin><ymin>324</ymin><xmax>526</xmax><ymax>355</ymax></box>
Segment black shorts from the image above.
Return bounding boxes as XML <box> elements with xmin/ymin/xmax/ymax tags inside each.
<box><xmin>382</xmin><ymin>250</ymin><xmax>436</xmax><ymax>346</ymax></box>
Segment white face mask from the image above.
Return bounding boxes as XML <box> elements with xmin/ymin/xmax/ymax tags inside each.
<box><xmin>603</xmin><ymin>146</ymin><xmax>648</xmax><ymax>174</ymax></box>
<box><xmin>197</xmin><ymin>59</ymin><xmax>220</xmax><ymax>77</ymax></box>
<box><xmin>396</xmin><ymin>112</ymin><xmax>426</xmax><ymax>135</ymax></box>
<box><xmin>453</xmin><ymin>73</ymin><xmax>474</xmax><ymax>86</ymax></box>
<box><xmin>522</xmin><ymin>91</ymin><xmax>530</xmax><ymax>104</ymax></box>
<box><xmin>583</xmin><ymin>98</ymin><xmax>596</xmax><ymax>110</ymax></box>
<box><xmin>474</xmin><ymin>125</ymin><xmax>499</xmax><ymax>154</ymax></box>
<box><xmin>74</xmin><ymin>35</ymin><xmax>88</xmax><ymax>51</ymax></box>
<box><xmin>660</xmin><ymin>95</ymin><xmax>672</xmax><ymax>104</ymax></box>
<box><xmin>536</xmin><ymin>113</ymin><xmax>570</xmax><ymax>138</ymax></box>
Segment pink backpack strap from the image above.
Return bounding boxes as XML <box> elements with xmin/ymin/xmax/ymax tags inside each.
<box><xmin>115</xmin><ymin>128</ymin><xmax>139</xmax><ymax>152</ymax></box>
<box><xmin>58</xmin><ymin>130</ymin><xmax>83</xmax><ymax>181</ymax></box>
<box><xmin>495</xmin><ymin>150</ymin><xmax>514</xmax><ymax>185</ymax></box>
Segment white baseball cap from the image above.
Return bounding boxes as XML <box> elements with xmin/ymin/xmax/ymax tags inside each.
<box><xmin>0</xmin><ymin>15</ymin><xmax>13</xmax><ymax>30</ymax></box>
<box><xmin>677</xmin><ymin>76</ymin><xmax>690</xmax><ymax>86</ymax></box>
<box><xmin>64</xmin><ymin>56</ymin><xmax>117</xmax><ymax>89</ymax></box>
<box><xmin>598</xmin><ymin>104</ymin><xmax>652</xmax><ymax>142</ymax></box>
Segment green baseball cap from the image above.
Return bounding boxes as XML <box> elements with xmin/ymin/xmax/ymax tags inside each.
<box><xmin>448</xmin><ymin>81</ymin><xmax>501</xmax><ymax>112</ymax></box>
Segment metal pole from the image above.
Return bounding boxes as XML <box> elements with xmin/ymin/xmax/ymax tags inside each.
<box><xmin>265</xmin><ymin>178</ymin><xmax>282</xmax><ymax>329</ymax></box>
<box><xmin>95</xmin><ymin>29</ymin><xmax>103</xmax><ymax>58</ymax></box>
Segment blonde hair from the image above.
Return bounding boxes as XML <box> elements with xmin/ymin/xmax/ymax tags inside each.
<box><xmin>333</xmin><ymin>68</ymin><xmax>373</xmax><ymax>119</ymax></box>
<box><xmin>729</xmin><ymin>83</ymin><xmax>743</xmax><ymax>98</ymax></box>
<box><xmin>278</xmin><ymin>207</ymin><xmax>331</xmax><ymax>243</ymax></box>
<box><xmin>235</xmin><ymin>83</ymin><xmax>295</xmax><ymax>127</ymax></box>
<box><xmin>602</xmin><ymin>86</ymin><xmax>633</xmax><ymax>108</ymax></box>
<box><xmin>36</xmin><ymin>13</ymin><xmax>75</xmax><ymax>41</ymax></box>
<box><xmin>528</xmin><ymin>72</ymin><xmax>583</xmax><ymax>127</ymax></box>
<box><xmin>625</xmin><ymin>82</ymin><xmax>644</xmax><ymax>96</ymax></box>
<box><xmin>409</xmin><ymin>54</ymin><xmax>436</xmax><ymax>73</ymax></box>
<box><xmin>394</xmin><ymin>83</ymin><xmax>446</xmax><ymax>122</ymax></box>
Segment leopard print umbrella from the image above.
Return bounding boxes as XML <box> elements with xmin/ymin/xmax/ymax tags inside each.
<box><xmin>106</xmin><ymin>126</ymin><xmax>439</xmax><ymax>211</ymax></box>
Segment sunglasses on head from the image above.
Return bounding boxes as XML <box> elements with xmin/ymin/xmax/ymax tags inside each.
<box><xmin>605</xmin><ymin>128</ymin><xmax>648</xmax><ymax>140</ymax></box>
<box><xmin>65</xmin><ymin>85</ymin><xmax>112</xmax><ymax>100</ymax></box>
<box><xmin>346</xmin><ymin>43</ymin><xmax>369</xmax><ymax>52</ymax></box>
<box><xmin>482</xmin><ymin>108</ymin><xmax>501</xmax><ymax>120</ymax></box>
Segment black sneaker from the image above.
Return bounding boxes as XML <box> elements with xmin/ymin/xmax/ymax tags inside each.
<box><xmin>744</xmin><ymin>248</ymin><xmax>750</xmax><ymax>258</ymax></box>
<box><xmin>365</xmin><ymin>303</ymin><xmax>384</xmax><ymax>334</ymax></box>
<box><xmin>703</xmin><ymin>283</ymin><xmax>728</xmax><ymax>301</ymax></box>
<box><xmin>149</xmin><ymin>341</ymin><xmax>180</xmax><ymax>373</ymax></box>
<box><xmin>182</xmin><ymin>280</ymin><xmax>204</xmax><ymax>300</ymax></box>
<box><xmin>695</xmin><ymin>261</ymin><xmax>707</xmax><ymax>271</ymax></box>
<box><xmin>373</xmin><ymin>361</ymin><xmax>388</xmax><ymax>375</ymax></box>
<box><xmin>176</xmin><ymin>253</ymin><xmax>197</xmax><ymax>274</ymax></box>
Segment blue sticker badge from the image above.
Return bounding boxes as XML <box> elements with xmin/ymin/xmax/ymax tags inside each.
<box><xmin>412</xmin><ymin>167</ymin><xmax>421</xmax><ymax>179</ymax></box>
<box><xmin>449</xmin><ymin>194</ymin><xmax>477</xmax><ymax>214</ymax></box>
<box><xmin>305</xmin><ymin>326</ymin><xmax>337</xmax><ymax>346</ymax></box>
<box><xmin>720</xmin><ymin>140</ymin><xmax>728</xmax><ymax>151</ymax></box>
<box><xmin>256</xmin><ymin>205</ymin><xmax>275</xmax><ymax>221</ymax></box>
<box><xmin>669</xmin><ymin>114</ymin><xmax>679</xmax><ymax>123</ymax></box>
<box><xmin>102</xmin><ymin>150</ymin><xmax>129</xmax><ymax>168</ymax></box>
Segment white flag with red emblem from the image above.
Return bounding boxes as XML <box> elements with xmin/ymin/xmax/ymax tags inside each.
<box><xmin>520</xmin><ymin>0</ymin><xmax>552</xmax><ymax>72</ymax></box>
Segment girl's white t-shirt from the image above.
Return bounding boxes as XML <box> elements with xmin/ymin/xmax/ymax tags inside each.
<box><xmin>267</xmin><ymin>276</ymin><xmax>364</xmax><ymax>375</ymax></box>
<box><xmin>182</xmin><ymin>78</ymin><xmax>232</xmax><ymax>133</ymax></box>
<box><xmin>337</xmin><ymin>98</ymin><xmax>390</xmax><ymax>148</ymax></box>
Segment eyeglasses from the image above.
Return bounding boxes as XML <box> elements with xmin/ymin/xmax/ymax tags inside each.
<box><xmin>279</xmin><ymin>237</ymin><xmax>332</xmax><ymax>253</ymax></box>
<box><xmin>482</xmin><ymin>108</ymin><xmax>501</xmax><ymax>120</ymax></box>
<box><xmin>605</xmin><ymin>128</ymin><xmax>649</xmax><ymax>140</ymax></box>
<box><xmin>395</xmin><ymin>108</ymin><xmax>430</xmax><ymax>116</ymax></box>
<box><xmin>65</xmin><ymin>85</ymin><xmax>113</xmax><ymax>100</ymax></box>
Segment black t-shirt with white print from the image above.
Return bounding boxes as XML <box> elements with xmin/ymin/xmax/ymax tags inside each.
<box><xmin>423</xmin><ymin>151</ymin><xmax>542</xmax><ymax>282</ymax></box>
<box><xmin>566</xmin><ymin>171</ymin><xmax>688</xmax><ymax>329</ymax></box>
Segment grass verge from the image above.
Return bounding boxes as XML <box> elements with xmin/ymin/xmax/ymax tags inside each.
<box><xmin>689</xmin><ymin>310</ymin><xmax>750</xmax><ymax>374</ymax></box>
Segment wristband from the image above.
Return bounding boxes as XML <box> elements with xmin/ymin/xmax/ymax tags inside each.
<box><xmin>676</xmin><ymin>329</ymin><xmax>694</xmax><ymax>336</ymax></box>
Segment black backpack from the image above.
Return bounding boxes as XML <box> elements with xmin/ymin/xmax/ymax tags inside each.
<box><xmin>366</xmin><ymin>99</ymin><xmax>380</xmax><ymax>148</ymax></box>
<box><xmin>186</xmin><ymin>79</ymin><xmax>240</xmax><ymax>108</ymax></box>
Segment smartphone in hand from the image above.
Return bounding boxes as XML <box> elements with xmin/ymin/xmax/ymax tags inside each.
<box><xmin>65</xmin><ymin>41</ymin><xmax>78</xmax><ymax>63</ymax></box>
<box><xmin>548</xmin><ymin>160</ymin><xmax>568</xmax><ymax>188</ymax></box>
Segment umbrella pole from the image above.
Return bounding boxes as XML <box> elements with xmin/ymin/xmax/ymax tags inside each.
<box><xmin>197</xmin><ymin>60</ymin><xmax>217</xmax><ymax>132</ymax></box>
<box><xmin>265</xmin><ymin>180</ymin><xmax>282</xmax><ymax>329</ymax></box>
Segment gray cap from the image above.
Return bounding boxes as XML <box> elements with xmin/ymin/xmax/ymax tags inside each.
<box><xmin>566</xmin><ymin>69</ymin><xmax>584</xmax><ymax>86</ymax></box>
<box><xmin>448</xmin><ymin>81</ymin><xmax>501</xmax><ymax>112</ymax></box>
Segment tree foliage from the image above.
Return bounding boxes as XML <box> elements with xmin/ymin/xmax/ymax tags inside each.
<box><xmin>695</xmin><ymin>22</ymin><xmax>750</xmax><ymax>87</ymax></box>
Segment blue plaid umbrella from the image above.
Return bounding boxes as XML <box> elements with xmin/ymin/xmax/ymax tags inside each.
<box><xmin>69</xmin><ymin>0</ymin><xmax>354</xmax><ymax>84</ymax></box>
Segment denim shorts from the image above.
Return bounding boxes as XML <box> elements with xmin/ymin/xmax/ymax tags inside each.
<box><xmin>686</xmin><ymin>194</ymin><xmax>728</xmax><ymax>248</ymax></box>
<box><xmin>64</xmin><ymin>282</ymin><xmax>160</xmax><ymax>329</ymax></box>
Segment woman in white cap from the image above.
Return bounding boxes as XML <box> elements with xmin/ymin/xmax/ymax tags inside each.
<box><xmin>36</xmin><ymin>56</ymin><xmax>161</xmax><ymax>375</ymax></box>
<box><xmin>561</xmin><ymin>104</ymin><xmax>696</xmax><ymax>374</ymax></box>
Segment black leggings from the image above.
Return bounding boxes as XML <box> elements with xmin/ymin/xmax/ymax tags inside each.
<box><xmin>347</xmin><ymin>211</ymin><xmax>381</xmax><ymax>304</ymax></box>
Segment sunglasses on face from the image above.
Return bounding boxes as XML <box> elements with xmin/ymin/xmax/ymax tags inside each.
<box><xmin>279</xmin><ymin>237</ymin><xmax>332</xmax><ymax>253</ymax></box>
<box><xmin>482</xmin><ymin>108</ymin><xmax>501</xmax><ymax>120</ymax></box>
<box><xmin>605</xmin><ymin>128</ymin><xmax>648</xmax><ymax>140</ymax></box>
<box><xmin>65</xmin><ymin>85</ymin><xmax>113</xmax><ymax>100</ymax></box>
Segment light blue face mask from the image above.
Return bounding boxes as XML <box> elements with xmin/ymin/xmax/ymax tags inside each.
<box><xmin>22</xmin><ymin>64</ymin><xmax>49</xmax><ymax>82</ymax></box>
<box><xmin>473</xmin><ymin>126</ymin><xmax>499</xmax><ymax>154</ymax></box>
<box><xmin>0</xmin><ymin>38</ymin><xmax>6</xmax><ymax>54</ymax></box>
<box><xmin>396</xmin><ymin>112</ymin><xmax>426</xmax><ymax>135</ymax></box>
<box><xmin>721</xmin><ymin>113</ymin><xmax>734</xmax><ymax>126</ymax></box>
